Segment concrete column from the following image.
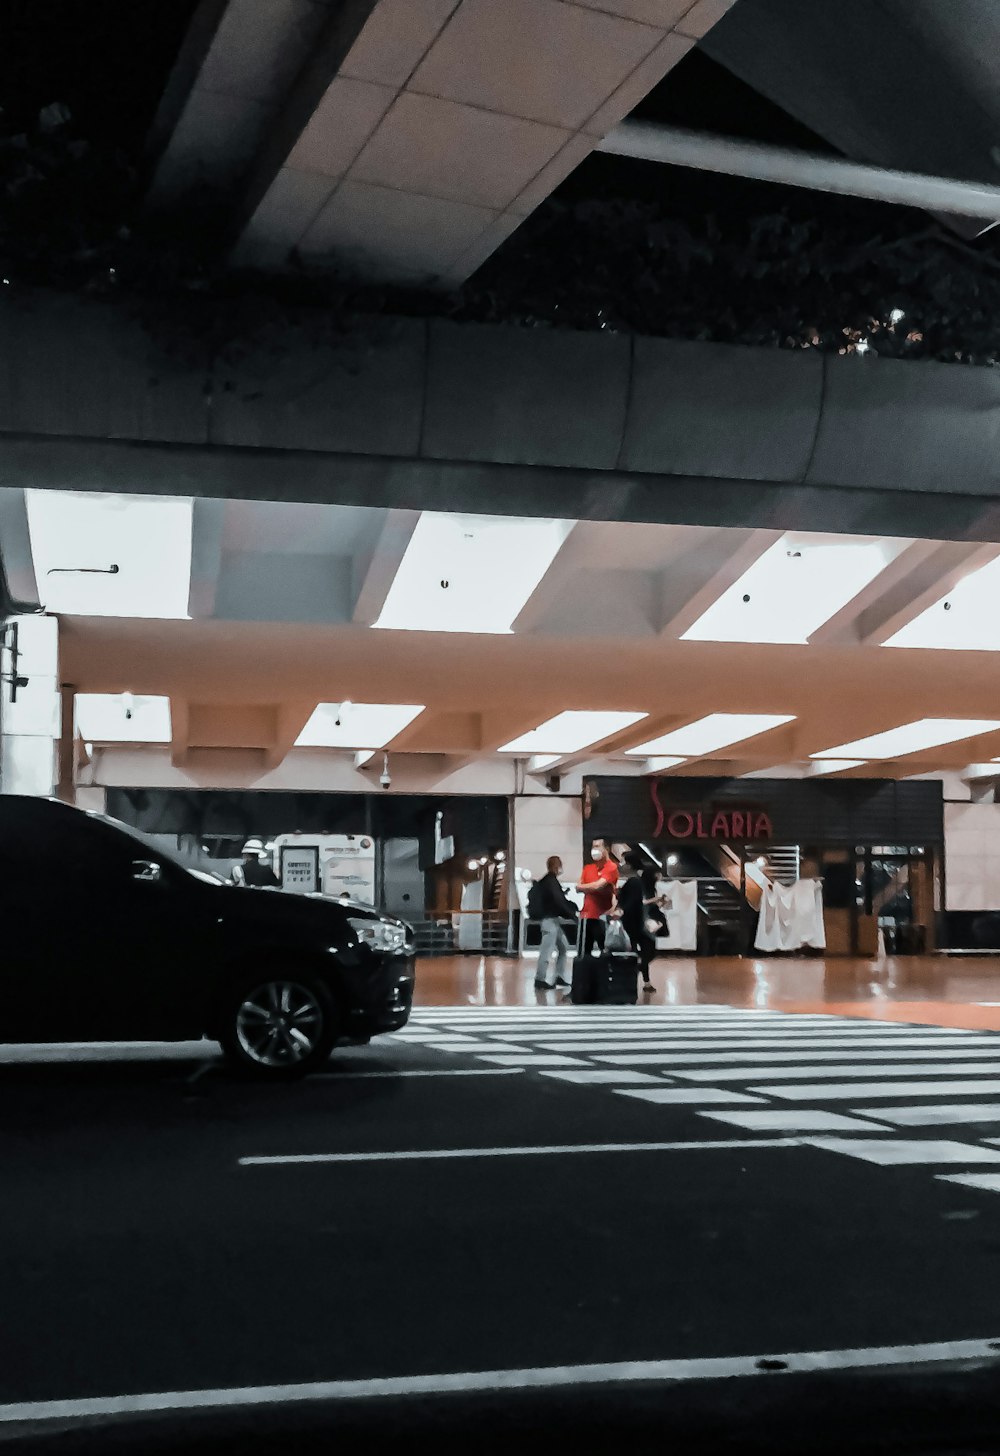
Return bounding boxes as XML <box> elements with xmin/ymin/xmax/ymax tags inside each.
<box><xmin>511</xmin><ymin>793</ymin><xmax>583</xmax><ymax>882</ymax></box>
<box><xmin>0</xmin><ymin>615</ymin><xmax>60</xmax><ymax>796</ymax></box>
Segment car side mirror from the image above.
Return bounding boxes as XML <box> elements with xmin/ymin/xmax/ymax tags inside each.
<box><xmin>131</xmin><ymin>859</ymin><xmax>163</xmax><ymax>885</ymax></box>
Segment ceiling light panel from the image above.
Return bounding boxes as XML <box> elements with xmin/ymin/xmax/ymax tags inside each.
<box><xmin>500</xmin><ymin>710</ymin><xmax>647</xmax><ymax>755</ymax></box>
<box><xmin>374</xmin><ymin>513</ymin><xmax>572</xmax><ymax>634</ymax></box>
<box><xmin>75</xmin><ymin>694</ymin><xmax>172</xmax><ymax>744</ymax></box>
<box><xmin>26</xmin><ymin>491</ymin><xmax>193</xmax><ymax>619</ymax></box>
<box><xmin>683</xmin><ymin>534</ymin><xmax>899</xmax><ymax>644</ymax></box>
<box><xmin>295</xmin><ymin>702</ymin><xmax>424</xmax><ymax>749</ymax></box>
<box><xmin>627</xmin><ymin>713</ymin><xmax>795</xmax><ymax>757</ymax></box>
<box><xmin>812</xmin><ymin>718</ymin><xmax>1000</xmax><ymax>760</ymax></box>
<box><xmin>810</xmin><ymin>759</ymin><xmax>867</xmax><ymax>776</ymax></box>
<box><xmin>885</xmin><ymin>556</ymin><xmax>1000</xmax><ymax>650</ymax></box>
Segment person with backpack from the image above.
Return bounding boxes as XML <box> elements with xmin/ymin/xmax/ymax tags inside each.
<box><xmin>529</xmin><ymin>856</ymin><xmax>578</xmax><ymax>990</ymax></box>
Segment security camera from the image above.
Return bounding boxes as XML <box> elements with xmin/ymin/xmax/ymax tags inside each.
<box><xmin>380</xmin><ymin>768</ymin><xmax>392</xmax><ymax>790</ymax></box>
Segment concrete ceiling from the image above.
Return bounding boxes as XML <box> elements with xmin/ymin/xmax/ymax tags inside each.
<box><xmin>147</xmin><ymin>0</ymin><xmax>737</xmax><ymax>285</ymax></box>
<box><xmin>7</xmin><ymin>487</ymin><xmax>1000</xmax><ymax>784</ymax></box>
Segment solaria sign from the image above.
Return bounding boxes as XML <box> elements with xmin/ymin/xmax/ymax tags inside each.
<box><xmin>651</xmin><ymin>782</ymin><xmax>773</xmax><ymax>841</ymax></box>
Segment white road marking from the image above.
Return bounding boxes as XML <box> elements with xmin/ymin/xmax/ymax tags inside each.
<box><xmin>615</xmin><ymin>1088</ymin><xmax>766</xmax><ymax>1105</ymax></box>
<box><xmin>807</xmin><ymin>1138</ymin><xmax>1000</xmax><ymax>1166</ymax></box>
<box><xmin>525</xmin><ymin>1037</ymin><xmax>983</xmax><ymax>1052</ymax></box>
<box><xmin>477</xmin><ymin>1053</ymin><xmax>592</xmax><ymax>1066</ymax></box>
<box><xmin>313</xmin><ymin>1069</ymin><xmax>525</xmax><ymax>1080</ymax></box>
<box><xmin>590</xmin><ymin>1048</ymin><xmax>1000</xmax><ymax>1071</ymax></box>
<box><xmin>938</xmin><ymin>1173</ymin><xmax>1000</xmax><ymax>1193</ymax></box>
<box><xmin>6</xmin><ymin>1337</ymin><xmax>999</xmax><ymax>1424</ymax></box>
<box><xmin>700</xmin><ymin>1110</ymin><xmax>889</xmax><ymax>1133</ymax></box>
<box><xmin>857</xmin><ymin>1104</ymin><xmax>1000</xmax><ymax>1127</ymax></box>
<box><xmin>537</xmin><ymin>1070</ymin><xmax>667</xmax><ymax>1084</ymax></box>
<box><xmin>240</xmin><ymin>1139</ymin><xmax>805</xmax><ymax>1165</ymax></box>
<box><xmin>419</xmin><ymin>1039</ymin><xmax>501</xmax><ymax>1051</ymax></box>
<box><xmin>677</xmin><ymin>1062</ymin><xmax>1000</xmax><ymax>1083</ymax></box>
<box><xmin>755</xmin><ymin>1079</ymin><xmax>1000</xmax><ymax>1101</ymax></box>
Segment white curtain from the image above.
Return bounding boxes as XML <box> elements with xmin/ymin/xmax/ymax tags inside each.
<box><xmin>755</xmin><ymin>878</ymin><xmax>825</xmax><ymax>952</ymax></box>
<box><xmin>457</xmin><ymin>877</ymin><xmax>483</xmax><ymax>951</ymax></box>
<box><xmin>656</xmin><ymin>879</ymin><xmax>698</xmax><ymax>952</ymax></box>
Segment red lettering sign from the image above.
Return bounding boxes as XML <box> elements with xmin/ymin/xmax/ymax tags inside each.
<box><xmin>654</xmin><ymin>798</ymin><xmax>773</xmax><ymax>841</ymax></box>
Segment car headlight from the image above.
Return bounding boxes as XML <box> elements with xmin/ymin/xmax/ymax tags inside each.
<box><xmin>348</xmin><ymin>917</ymin><xmax>408</xmax><ymax>953</ymax></box>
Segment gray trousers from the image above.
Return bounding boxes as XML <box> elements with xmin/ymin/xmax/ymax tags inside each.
<box><xmin>537</xmin><ymin>916</ymin><xmax>571</xmax><ymax>985</ymax></box>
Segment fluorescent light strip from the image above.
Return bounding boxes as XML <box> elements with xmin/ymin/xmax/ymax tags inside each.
<box><xmin>627</xmin><ymin>713</ymin><xmax>794</xmax><ymax>758</ymax></box>
<box><xmin>75</xmin><ymin>694</ymin><xmax>172</xmax><ymax>744</ymax></box>
<box><xmin>810</xmin><ymin>759</ymin><xmax>866</xmax><ymax>776</ymax></box>
<box><xmin>27</xmin><ymin>490</ymin><xmax>193</xmax><ymax>620</ymax></box>
<box><xmin>296</xmin><ymin>703</ymin><xmax>424</xmax><ymax>749</ymax></box>
<box><xmin>683</xmin><ymin>534</ymin><xmax>900</xmax><ymax>645</ymax></box>
<box><xmin>812</xmin><ymin>718</ymin><xmax>1000</xmax><ymax>760</ymax></box>
<box><xmin>374</xmin><ymin>513</ymin><xmax>572</xmax><ymax>635</ymax></box>
<box><xmin>500</xmin><ymin>711</ymin><xmax>647</xmax><ymax>756</ymax></box>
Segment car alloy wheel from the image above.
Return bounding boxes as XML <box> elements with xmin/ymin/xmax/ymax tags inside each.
<box><xmin>234</xmin><ymin>980</ymin><xmax>325</xmax><ymax>1068</ymax></box>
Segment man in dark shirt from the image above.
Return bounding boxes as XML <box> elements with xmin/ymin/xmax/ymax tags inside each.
<box><xmin>534</xmin><ymin>856</ymin><xmax>578</xmax><ymax>989</ymax></box>
<box><xmin>232</xmin><ymin>838</ymin><xmax>279</xmax><ymax>889</ymax></box>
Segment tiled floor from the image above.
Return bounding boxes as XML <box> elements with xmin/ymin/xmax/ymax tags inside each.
<box><xmin>412</xmin><ymin>953</ymin><xmax>1000</xmax><ymax>1029</ymax></box>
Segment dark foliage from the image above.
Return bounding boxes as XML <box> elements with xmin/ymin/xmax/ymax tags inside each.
<box><xmin>2</xmin><ymin>97</ymin><xmax>1000</xmax><ymax>367</ymax></box>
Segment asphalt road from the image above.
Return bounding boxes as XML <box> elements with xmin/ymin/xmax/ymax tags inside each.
<box><xmin>5</xmin><ymin>1005</ymin><xmax>1000</xmax><ymax>1454</ymax></box>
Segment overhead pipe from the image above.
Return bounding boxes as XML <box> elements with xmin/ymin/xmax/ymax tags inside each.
<box><xmin>597</xmin><ymin>121</ymin><xmax>1000</xmax><ymax>224</ymax></box>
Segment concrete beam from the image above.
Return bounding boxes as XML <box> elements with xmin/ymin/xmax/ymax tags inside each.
<box><xmin>351</xmin><ymin>508</ymin><xmax>420</xmax><ymax>625</ymax></box>
<box><xmin>0</xmin><ymin>488</ymin><xmax>39</xmax><ymax>608</ymax></box>
<box><xmin>232</xmin><ymin>0</ymin><xmax>741</xmax><ymax>285</ymax></box>
<box><xmin>656</xmin><ymin>527</ymin><xmax>782</xmax><ymax>636</ymax></box>
<box><xmin>852</xmin><ymin>543</ymin><xmax>1000</xmax><ymax>646</ymax></box>
<box><xmin>188</xmin><ymin>498</ymin><xmax>226</xmax><ymax>618</ymax></box>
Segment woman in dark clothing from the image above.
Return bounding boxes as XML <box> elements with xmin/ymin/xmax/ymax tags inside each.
<box><xmin>615</xmin><ymin>850</ymin><xmax>659</xmax><ymax>993</ymax></box>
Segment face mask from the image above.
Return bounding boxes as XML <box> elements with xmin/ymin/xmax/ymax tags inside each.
<box><xmin>591</xmin><ymin>849</ymin><xmax>603</xmax><ymax>861</ymax></box>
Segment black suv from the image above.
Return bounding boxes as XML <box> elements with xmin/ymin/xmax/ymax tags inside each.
<box><xmin>0</xmin><ymin>796</ymin><xmax>414</xmax><ymax>1077</ymax></box>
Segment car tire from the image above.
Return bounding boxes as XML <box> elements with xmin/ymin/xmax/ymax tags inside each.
<box><xmin>218</xmin><ymin>974</ymin><xmax>338</xmax><ymax>1079</ymax></box>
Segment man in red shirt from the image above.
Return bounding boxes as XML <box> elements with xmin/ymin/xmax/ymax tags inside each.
<box><xmin>576</xmin><ymin>839</ymin><xmax>618</xmax><ymax>955</ymax></box>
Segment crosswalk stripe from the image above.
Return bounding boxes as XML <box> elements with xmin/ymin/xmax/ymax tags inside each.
<box><xmin>478</xmin><ymin>1054</ymin><xmax>592</xmax><ymax>1067</ymax></box>
<box><xmin>524</xmin><ymin>1042</ymin><xmax>995</xmax><ymax>1054</ymax></box>
<box><xmin>754</xmin><ymin>1079</ymin><xmax>1000</xmax><ymax>1101</ymax></box>
<box><xmin>938</xmin><ymin>1173</ymin><xmax>1000</xmax><ymax>1193</ymax></box>
<box><xmin>615</xmin><ymin>1088</ymin><xmax>766</xmax><ymax>1105</ymax></box>
<box><xmin>675</xmin><ymin>1062</ymin><xmax>1000</xmax><ymax>1082</ymax></box>
<box><xmin>594</xmin><ymin>1046</ymin><xmax>1000</xmax><ymax>1065</ymax></box>
<box><xmin>807</xmin><ymin>1138</ymin><xmax>1000</xmax><ymax>1165</ymax></box>
<box><xmin>859</xmin><ymin>1104</ymin><xmax>1000</xmax><ymax>1127</ymax></box>
<box><xmin>700</xmin><ymin>1110</ymin><xmax>889</xmax><ymax>1133</ymax></box>
<box><xmin>537</xmin><ymin>1070</ymin><xmax>667</xmax><ymax>1084</ymax></box>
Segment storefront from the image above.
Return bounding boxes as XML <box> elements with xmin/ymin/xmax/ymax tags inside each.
<box><xmin>583</xmin><ymin>775</ymin><xmax>944</xmax><ymax>956</ymax></box>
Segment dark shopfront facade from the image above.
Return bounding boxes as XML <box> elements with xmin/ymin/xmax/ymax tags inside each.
<box><xmin>584</xmin><ymin>775</ymin><xmax>945</xmax><ymax>956</ymax></box>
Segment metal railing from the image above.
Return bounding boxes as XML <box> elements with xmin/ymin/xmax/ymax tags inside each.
<box><xmin>407</xmin><ymin>909</ymin><xmax>515</xmax><ymax>957</ymax></box>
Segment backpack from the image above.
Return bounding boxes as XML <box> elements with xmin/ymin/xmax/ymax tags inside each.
<box><xmin>526</xmin><ymin>879</ymin><xmax>546</xmax><ymax>921</ymax></box>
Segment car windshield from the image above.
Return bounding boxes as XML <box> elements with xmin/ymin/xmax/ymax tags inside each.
<box><xmin>88</xmin><ymin>813</ymin><xmax>224</xmax><ymax>884</ymax></box>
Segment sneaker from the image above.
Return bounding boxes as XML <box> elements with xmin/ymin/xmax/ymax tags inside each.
<box><xmin>534</xmin><ymin>979</ymin><xmax>556</xmax><ymax>990</ymax></box>
<box><xmin>555</xmin><ymin>977</ymin><xmax>571</xmax><ymax>987</ymax></box>
<box><xmin>642</xmin><ymin>981</ymin><xmax>655</xmax><ymax>993</ymax></box>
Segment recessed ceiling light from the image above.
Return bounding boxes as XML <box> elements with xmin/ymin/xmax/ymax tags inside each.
<box><xmin>810</xmin><ymin>759</ymin><xmax>867</xmax><ymax>776</ymax></box>
<box><xmin>885</xmin><ymin>556</ymin><xmax>1000</xmax><ymax>650</ymax></box>
<box><xmin>374</xmin><ymin>513</ymin><xmax>572</xmax><ymax>634</ymax></box>
<box><xmin>626</xmin><ymin>713</ymin><xmax>795</xmax><ymax>757</ymax></box>
<box><xmin>812</xmin><ymin>719</ymin><xmax>1000</xmax><ymax>760</ymax></box>
<box><xmin>296</xmin><ymin>703</ymin><xmax>424</xmax><ymax>749</ymax></box>
<box><xmin>683</xmin><ymin>534</ymin><xmax>900</xmax><ymax>644</ymax></box>
<box><xmin>75</xmin><ymin>694</ymin><xmax>172</xmax><ymax>743</ymax></box>
<box><xmin>26</xmin><ymin>491</ymin><xmax>193</xmax><ymax>619</ymax></box>
<box><xmin>500</xmin><ymin>710</ymin><xmax>647</xmax><ymax>755</ymax></box>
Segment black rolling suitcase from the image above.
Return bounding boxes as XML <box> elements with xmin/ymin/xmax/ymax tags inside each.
<box><xmin>570</xmin><ymin>916</ymin><xmax>600</xmax><ymax>1003</ymax></box>
<box><xmin>570</xmin><ymin>919</ymin><xmax>639</xmax><ymax>1005</ymax></box>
